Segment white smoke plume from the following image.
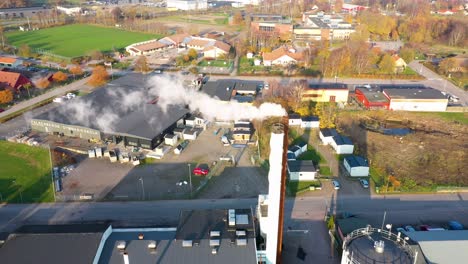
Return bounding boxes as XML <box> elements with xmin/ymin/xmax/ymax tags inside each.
<box><xmin>148</xmin><ymin>75</ymin><xmax>286</xmax><ymax>121</ymax></box>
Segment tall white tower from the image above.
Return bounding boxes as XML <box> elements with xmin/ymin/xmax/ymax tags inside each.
<box><xmin>257</xmin><ymin>123</ymin><xmax>287</xmax><ymax>264</ymax></box>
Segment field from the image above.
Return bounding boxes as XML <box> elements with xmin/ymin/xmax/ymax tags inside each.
<box><xmin>6</xmin><ymin>24</ymin><xmax>158</xmax><ymax>58</ymax></box>
<box><xmin>337</xmin><ymin>111</ymin><xmax>468</xmax><ymax>192</ymax></box>
<box><xmin>0</xmin><ymin>141</ymin><xmax>54</xmax><ymax>203</ymax></box>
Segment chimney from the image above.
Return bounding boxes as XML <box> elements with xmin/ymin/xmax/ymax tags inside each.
<box><xmin>123</xmin><ymin>252</ymin><xmax>130</xmax><ymax>264</ymax></box>
<box><xmin>138</xmin><ymin>233</ymin><xmax>144</xmax><ymax>240</ymax></box>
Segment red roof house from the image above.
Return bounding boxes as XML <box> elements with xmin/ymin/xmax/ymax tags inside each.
<box><xmin>0</xmin><ymin>70</ymin><xmax>33</xmax><ymax>92</ymax></box>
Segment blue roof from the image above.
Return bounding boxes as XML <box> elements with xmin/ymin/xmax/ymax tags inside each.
<box><xmin>301</xmin><ymin>116</ymin><xmax>319</xmax><ymax>122</ymax></box>
<box><xmin>344</xmin><ymin>155</ymin><xmax>368</xmax><ymax>167</ymax></box>
<box><xmin>287</xmin><ymin>153</ymin><xmax>296</xmax><ymax>160</ymax></box>
<box><xmin>297</xmin><ymin>141</ymin><xmax>307</xmax><ymax>148</ymax></box>
<box><xmin>288</xmin><ymin>145</ymin><xmax>301</xmax><ymax>153</ymax></box>
<box><xmin>333</xmin><ymin>134</ymin><xmax>353</xmax><ymax>146</ymax></box>
<box><xmin>320</xmin><ymin>128</ymin><xmax>338</xmax><ymax>137</ymax></box>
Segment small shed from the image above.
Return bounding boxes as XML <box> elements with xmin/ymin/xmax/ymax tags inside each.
<box><xmin>183</xmin><ymin>128</ymin><xmax>199</xmax><ymax>140</ymax></box>
<box><xmin>173</xmin><ymin>127</ymin><xmax>186</xmax><ymax>138</ymax></box>
<box><xmin>164</xmin><ymin>133</ymin><xmax>179</xmax><ymax>146</ymax></box>
<box><xmin>287</xmin><ymin>152</ymin><xmax>296</xmax><ymax>161</ymax></box>
<box><xmin>288</xmin><ymin>145</ymin><xmax>302</xmax><ymax>158</ymax></box>
<box><xmin>287</xmin><ymin>160</ymin><xmax>317</xmax><ymax>181</ymax></box>
<box><xmin>297</xmin><ymin>141</ymin><xmax>307</xmax><ymax>153</ymax></box>
<box><xmin>288</xmin><ymin>113</ymin><xmax>302</xmax><ymax>126</ymax></box>
<box><xmin>185</xmin><ymin>115</ymin><xmax>205</xmax><ymax>128</ymax></box>
<box><xmin>331</xmin><ymin>134</ymin><xmax>354</xmax><ymax>154</ymax></box>
<box><xmin>301</xmin><ymin>116</ymin><xmax>320</xmax><ymax>129</ymax></box>
<box><xmin>343</xmin><ymin>155</ymin><xmax>369</xmax><ymax>177</ymax></box>
<box><xmin>319</xmin><ymin>128</ymin><xmax>338</xmax><ymax>145</ymax></box>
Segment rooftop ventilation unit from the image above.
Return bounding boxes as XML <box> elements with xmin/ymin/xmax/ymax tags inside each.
<box><xmin>210</xmin><ymin>231</ymin><xmax>221</xmax><ymax>237</ymax></box>
<box><xmin>182</xmin><ymin>240</ymin><xmax>193</xmax><ymax>248</ymax></box>
<box><xmin>228</xmin><ymin>209</ymin><xmax>236</xmax><ymax>227</ymax></box>
<box><xmin>236</xmin><ymin>230</ymin><xmax>246</xmax><ymax>237</ymax></box>
<box><xmin>212</xmin><ymin>247</ymin><xmax>218</xmax><ymax>255</ymax></box>
<box><xmin>209</xmin><ymin>239</ymin><xmax>220</xmax><ymax>247</ymax></box>
<box><xmin>117</xmin><ymin>241</ymin><xmax>126</xmax><ymax>250</ymax></box>
<box><xmin>374</xmin><ymin>240</ymin><xmax>385</xmax><ymax>253</ymax></box>
<box><xmin>236</xmin><ymin>238</ymin><xmax>247</xmax><ymax>246</ymax></box>
<box><xmin>148</xmin><ymin>241</ymin><xmax>157</xmax><ymax>249</ymax></box>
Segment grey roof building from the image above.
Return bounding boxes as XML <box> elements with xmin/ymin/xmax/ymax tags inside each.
<box><xmin>201</xmin><ymin>79</ymin><xmax>259</xmax><ymax>103</ymax></box>
<box><xmin>31</xmin><ymin>73</ymin><xmax>189</xmax><ymax>149</ymax></box>
<box><xmin>344</xmin><ymin>155</ymin><xmax>368</xmax><ymax>168</ymax></box>
<box><xmin>287</xmin><ymin>160</ymin><xmax>316</xmax><ymax>172</ymax></box>
<box><xmin>382</xmin><ymin>87</ymin><xmax>447</xmax><ymax>100</ymax></box>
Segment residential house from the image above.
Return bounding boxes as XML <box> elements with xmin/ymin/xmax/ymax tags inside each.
<box><xmin>303</xmin><ymin>83</ymin><xmax>349</xmax><ymax>103</ymax></box>
<box><xmin>186</xmin><ymin>37</ymin><xmax>231</xmax><ymax>59</ymax></box>
<box><xmin>164</xmin><ymin>133</ymin><xmax>179</xmax><ymax>146</ymax></box>
<box><xmin>262</xmin><ymin>46</ymin><xmax>304</xmax><ymax>66</ymax></box>
<box><xmin>288</xmin><ymin>113</ymin><xmax>302</xmax><ymax>126</ymax></box>
<box><xmin>287</xmin><ymin>142</ymin><xmax>307</xmax><ymax>159</ymax></box>
<box><xmin>343</xmin><ymin>155</ymin><xmax>369</xmax><ymax>177</ymax></box>
<box><xmin>185</xmin><ymin>114</ymin><xmax>205</xmax><ymax>128</ymax></box>
<box><xmin>0</xmin><ymin>70</ymin><xmax>33</xmax><ymax>93</ymax></box>
<box><xmin>392</xmin><ymin>54</ymin><xmax>407</xmax><ymax>73</ymax></box>
<box><xmin>183</xmin><ymin>128</ymin><xmax>199</xmax><ymax>140</ymax></box>
<box><xmin>287</xmin><ymin>160</ymin><xmax>317</xmax><ymax>181</ymax></box>
<box><xmin>319</xmin><ymin>128</ymin><xmax>338</xmax><ymax>145</ymax></box>
<box><xmin>0</xmin><ymin>57</ymin><xmax>23</xmax><ymax>68</ymax></box>
<box><xmin>125</xmin><ymin>39</ymin><xmax>170</xmax><ymax>56</ymax></box>
<box><xmin>232</xmin><ymin>121</ymin><xmax>252</xmax><ymax>141</ymax></box>
<box><xmin>301</xmin><ymin>116</ymin><xmax>320</xmax><ymax>129</ymax></box>
<box><xmin>331</xmin><ymin>135</ymin><xmax>354</xmax><ymax>154</ymax></box>
<box><xmin>159</xmin><ymin>33</ymin><xmax>191</xmax><ymax>48</ymax></box>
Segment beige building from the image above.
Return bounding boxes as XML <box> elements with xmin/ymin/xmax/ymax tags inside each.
<box><xmin>303</xmin><ymin>83</ymin><xmax>349</xmax><ymax>103</ymax></box>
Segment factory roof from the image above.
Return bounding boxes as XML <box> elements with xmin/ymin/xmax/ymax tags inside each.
<box><xmin>201</xmin><ymin>80</ymin><xmax>237</xmax><ymax>101</ymax></box>
<box><xmin>287</xmin><ymin>160</ymin><xmax>316</xmax><ymax>172</ymax></box>
<box><xmin>355</xmin><ymin>87</ymin><xmax>390</xmax><ymax>103</ymax></box>
<box><xmin>33</xmin><ymin>73</ymin><xmax>189</xmax><ymax>140</ymax></box>
<box><xmin>383</xmin><ymin>87</ymin><xmax>447</xmax><ymax>100</ymax></box>
<box><xmin>406</xmin><ymin>230</ymin><xmax>468</xmax><ymax>264</ymax></box>
<box><xmin>344</xmin><ymin>155</ymin><xmax>368</xmax><ymax>168</ymax></box>
<box><xmin>0</xmin><ymin>225</ymin><xmax>106</xmax><ymax>264</ymax></box>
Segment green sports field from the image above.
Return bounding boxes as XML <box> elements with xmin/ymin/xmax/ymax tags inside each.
<box><xmin>6</xmin><ymin>24</ymin><xmax>159</xmax><ymax>58</ymax></box>
<box><xmin>0</xmin><ymin>141</ymin><xmax>54</xmax><ymax>203</ymax></box>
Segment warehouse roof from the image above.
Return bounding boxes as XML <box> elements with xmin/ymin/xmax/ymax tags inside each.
<box><xmin>288</xmin><ymin>160</ymin><xmax>316</xmax><ymax>172</ymax></box>
<box><xmin>33</xmin><ymin>73</ymin><xmax>189</xmax><ymax>140</ymax></box>
<box><xmin>406</xmin><ymin>230</ymin><xmax>468</xmax><ymax>264</ymax></box>
<box><xmin>355</xmin><ymin>87</ymin><xmax>390</xmax><ymax>103</ymax></box>
<box><xmin>308</xmin><ymin>83</ymin><xmax>347</xmax><ymax>90</ymax></box>
<box><xmin>0</xmin><ymin>225</ymin><xmax>105</xmax><ymax>264</ymax></box>
<box><xmin>344</xmin><ymin>155</ymin><xmax>368</xmax><ymax>168</ymax></box>
<box><xmin>382</xmin><ymin>87</ymin><xmax>447</xmax><ymax>100</ymax></box>
<box><xmin>202</xmin><ymin>80</ymin><xmax>236</xmax><ymax>101</ymax></box>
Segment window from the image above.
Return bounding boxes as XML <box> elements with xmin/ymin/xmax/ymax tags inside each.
<box><xmin>259</xmin><ymin>26</ymin><xmax>274</xmax><ymax>32</ymax></box>
<box><xmin>303</xmin><ymin>94</ymin><xmax>320</xmax><ymax>98</ymax></box>
<box><xmin>329</xmin><ymin>95</ymin><xmax>336</xmax><ymax>102</ymax></box>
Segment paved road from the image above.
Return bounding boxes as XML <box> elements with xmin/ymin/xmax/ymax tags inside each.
<box><xmin>408</xmin><ymin>60</ymin><xmax>468</xmax><ymax>106</ymax></box>
<box><xmin>0</xmin><ymin>77</ymin><xmax>90</xmax><ymax>119</ymax></box>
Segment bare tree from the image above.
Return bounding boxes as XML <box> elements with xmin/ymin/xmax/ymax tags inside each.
<box><xmin>287</xmin><ymin>80</ymin><xmax>306</xmax><ymax>111</ymax></box>
<box><xmin>448</xmin><ymin>23</ymin><xmax>465</xmax><ymax>46</ymax></box>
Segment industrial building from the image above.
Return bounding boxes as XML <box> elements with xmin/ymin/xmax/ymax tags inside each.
<box><xmin>303</xmin><ymin>83</ymin><xmax>349</xmax><ymax>103</ymax></box>
<box><xmin>31</xmin><ymin>73</ymin><xmax>189</xmax><ymax>149</ymax></box>
<box><xmin>381</xmin><ymin>86</ymin><xmax>448</xmax><ymax>112</ymax></box>
<box><xmin>354</xmin><ymin>86</ymin><xmax>390</xmax><ymax>110</ymax></box>
<box><xmin>201</xmin><ymin>79</ymin><xmax>259</xmax><ymax>104</ymax></box>
<box><xmin>295</xmin><ymin>11</ymin><xmax>355</xmax><ymax>41</ymax></box>
<box><xmin>166</xmin><ymin>0</ymin><xmax>208</xmax><ymax>10</ymax></box>
<box><xmin>0</xmin><ymin>209</ymin><xmax>259</xmax><ymax>264</ymax></box>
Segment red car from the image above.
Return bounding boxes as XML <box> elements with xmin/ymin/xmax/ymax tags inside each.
<box><xmin>193</xmin><ymin>167</ymin><xmax>209</xmax><ymax>176</ymax></box>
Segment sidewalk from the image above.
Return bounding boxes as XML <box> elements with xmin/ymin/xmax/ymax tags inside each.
<box><xmin>0</xmin><ymin>77</ymin><xmax>90</xmax><ymax>119</ymax></box>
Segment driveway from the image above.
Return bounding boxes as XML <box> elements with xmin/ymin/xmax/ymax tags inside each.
<box><xmin>408</xmin><ymin>60</ymin><xmax>468</xmax><ymax>106</ymax></box>
<box><xmin>0</xmin><ymin>77</ymin><xmax>90</xmax><ymax>119</ymax></box>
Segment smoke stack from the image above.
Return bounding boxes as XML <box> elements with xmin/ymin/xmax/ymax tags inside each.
<box><xmin>123</xmin><ymin>252</ymin><xmax>130</xmax><ymax>264</ymax></box>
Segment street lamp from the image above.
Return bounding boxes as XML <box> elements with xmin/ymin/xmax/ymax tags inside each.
<box><xmin>139</xmin><ymin>177</ymin><xmax>145</xmax><ymax>200</ymax></box>
<box><xmin>188</xmin><ymin>164</ymin><xmax>192</xmax><ymax>198</ymax></box>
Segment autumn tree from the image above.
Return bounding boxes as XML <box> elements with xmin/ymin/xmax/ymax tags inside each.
<box><xmin>18</xmin><ymin>44</ymin><xmax>32</xmax><ymax>57</ymax></box>
<box><xmin>52</xmin><ymin>71</ymin><xmax>68</xmax><ymax>82</ymax></box>
<box><xmin>399</xmin><ymin>47</ymin><xmax>415</xmax><ymax>64</ymax></box>
<box><xmin>438</xmin><ymin>58</ymin><xmax>457</xmax><ymax>75</ymax></box>
<box><xmin>110</xmin><ymin>7</ymin><xmax>122</xmax><ymax>23</ymax></box>
<box><xmin>134</xmin><ymin>55</ymin><xmax>150</xmax><ymax>73</ymax></box>
<box><xmin>350</xmin><ymin>24</ymin><xmax>370</xmax><ymax>42</ymax></box>
<box><xmin>378</xmin><ymin>54</ymin><xmax>395</xmax><ymax>74</ymax></box>
<box><xmin>358</xmin><ymin>10</ymin><xmax>396</xmax><ymax>40</ymax></box>
<box><xmin>35</xmin><ymin>78</ymin><xmax>51</xmax><ymax>89</ymax></box>
<box><xmin>232</xmin><ymin>11</ymin><xmax>244</xmax><ymax>25</ymax></box>
<box><xmin>87</xmin><ymin>66</ymin><xmax>109</xmax><ymax>87</ymax></box>
<box><xmin>187</xmin><ymin>48</ymin><xmax>198</xmax><ymax>60</ymax></box>
<box><xmin>0</xmin><ymin>89</ymin><xmax>13</xmax><ymax>104</ymax></box>
<box><xmin>315</xmin><ymin>102</ymin><xmax>337</xmax><ymax>129</ymax></box>
<box><xmin>69</xmin><ymin>65</ymin><xmax>83</xmax><ymax>76</ymax></box>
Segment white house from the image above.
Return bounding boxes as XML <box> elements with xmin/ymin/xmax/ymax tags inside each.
<box><xmin>288</xmin><ymin>113</ymin><xmax>302</xmax><ymax>126</ymax></box>
<box><xmin>262</xmin><ymin>46</ymin><xmax>304</xmax><ymax>66</ymax></box>
<box><xmin>125</xmin><ymin>39</ymin><xmax>170</xmax><ymax>56</ymax></box>
<box><xmin>164</xmin><ymin>133</ymin><xmax>179</xmax><ymax>146</ymax></box>
<box><xmin>343</xmin><ymin>155</ymin><xmax>369</xmax><ymax>177</ymax></box>
<box><xmin>392</xmin><ymin>54</ymin><xmax>407</xmax><ymax>73</ymax></box>
<box><xmin>301</xmin><ymin>116</ymin><xmax>320</xmax><ymax>129</ymax></box>
<box><xmin>331</xmin><ymin>135</ymin><xmax>354</xmax><ymax>154</ymax></box>
<box><xmin>319</xmin><ymin>128</ymin><xmax>338</xmax><ymax>145</ymax></box>
<box><xmin>297</xmin><ymin>142</ymin><xmax>307</xmax><ymax>153</ymax></box>
<box><xmin>288</xmin><ymin>145</ymin><xmax>302</xmax><ymax>158</ymax></box>
<box><xmin>288</xmin><ymin>160</ymin><xmax>317</xmax><ymax>181</ymax></box>
<box><xmin>183</xmin><ymin>128</ymin><xmax>199</xmax><ymax>140</ymax></box>
<box><xmin>185</xmin><ymin>115</ymin><xmax>205</xmax><ymax>128</ymax></box>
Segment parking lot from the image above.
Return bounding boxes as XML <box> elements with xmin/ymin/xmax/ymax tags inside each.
<box><xmin>55</xmin><ymin>124</ymin><xmax>268</xmax><ymax>201</ymax></box>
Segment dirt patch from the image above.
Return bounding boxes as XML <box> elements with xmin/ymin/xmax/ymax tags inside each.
<box><xmin>337</xmin><ymin>111</ymin><xmax>468</xmax><ymax>191</ymax></box>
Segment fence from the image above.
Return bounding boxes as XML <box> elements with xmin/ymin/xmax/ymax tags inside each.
<box><xmin>31</xmin><ymin>47</ymin><xmax>71</xmax><ymax>62</ymax></box>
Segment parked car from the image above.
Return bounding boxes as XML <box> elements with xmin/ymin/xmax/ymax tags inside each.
<box><xmin>448</xmin><ymin>221</ymin><xmax>464</xmax><ymax>230</ymax></box>
<box><xmin>404</xmin><ymin>225</ymin><xmax>416</xmax><ymax>232</ymax></box>
<box><xmin>332</xmin><ymin>180</ymin><xmax>340</xmax><ymax>190</ymax></box>
<box><xmin>396</xmin><ymin>227</ymin><xmax>406</xmax><ymax>233</ymax></box>
<box><xmin>193</xmin><ymin>167</ymin><xmax>209</xmax><ymax>176</ymax></box>
<box><xmin>66</xmin><ymin>93</ymin><xmax>76</xmax><ymax>99</ymax></box>
<box><xmin>359</xmin><ymin>179</ymin><xmax>369</xmax><ymax>188</ymax></box>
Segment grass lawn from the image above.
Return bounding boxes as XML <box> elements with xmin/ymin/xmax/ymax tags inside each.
<box><xmin>297</xmin><ymin>148</ymin><xmax>323</xmax><ymax>163</ymax></box>
<box><xmin>420</xmin><ymin>112</ymin><xmax>468</xmax><ymax>125</ymax></box>
<box><xmin>0</xmin><ymin>141</ymin><xmax>54</xmax><ymax>203</ymax></box>
<box><xmin>287</xmin><ymin>180</ymin><xmax>321</xmax><ymax>196</ymax></box>
<box><xmin>6</xmin><ymin>24</ymin><xmax>158</xmax><ymax>58</ymax></box>
<box><xmin>198</xmin><ymin>59</ymin><xmax>232</xmax><ymax>67</ymax></box>
<box><xmin>319</xmin><ymin>166</ymin><xmax>332</xmax><ymax>176</ymax></box>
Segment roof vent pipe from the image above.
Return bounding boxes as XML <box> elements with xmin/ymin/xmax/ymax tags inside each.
<box><xmin>123</xmin><ymin>252</ymin><xmax>130</xmax><ymax>264</ymax></box>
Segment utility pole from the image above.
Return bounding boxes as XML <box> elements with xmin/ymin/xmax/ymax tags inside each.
<box><xmin>48</xmin><ymin>144</ymin><xmax>56</xmax><ymax>202</ymax></box>
<box><xmin>188</xmin><ymin>164</ymin><xmax>192</xmax><ymax>198</ymax></box>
